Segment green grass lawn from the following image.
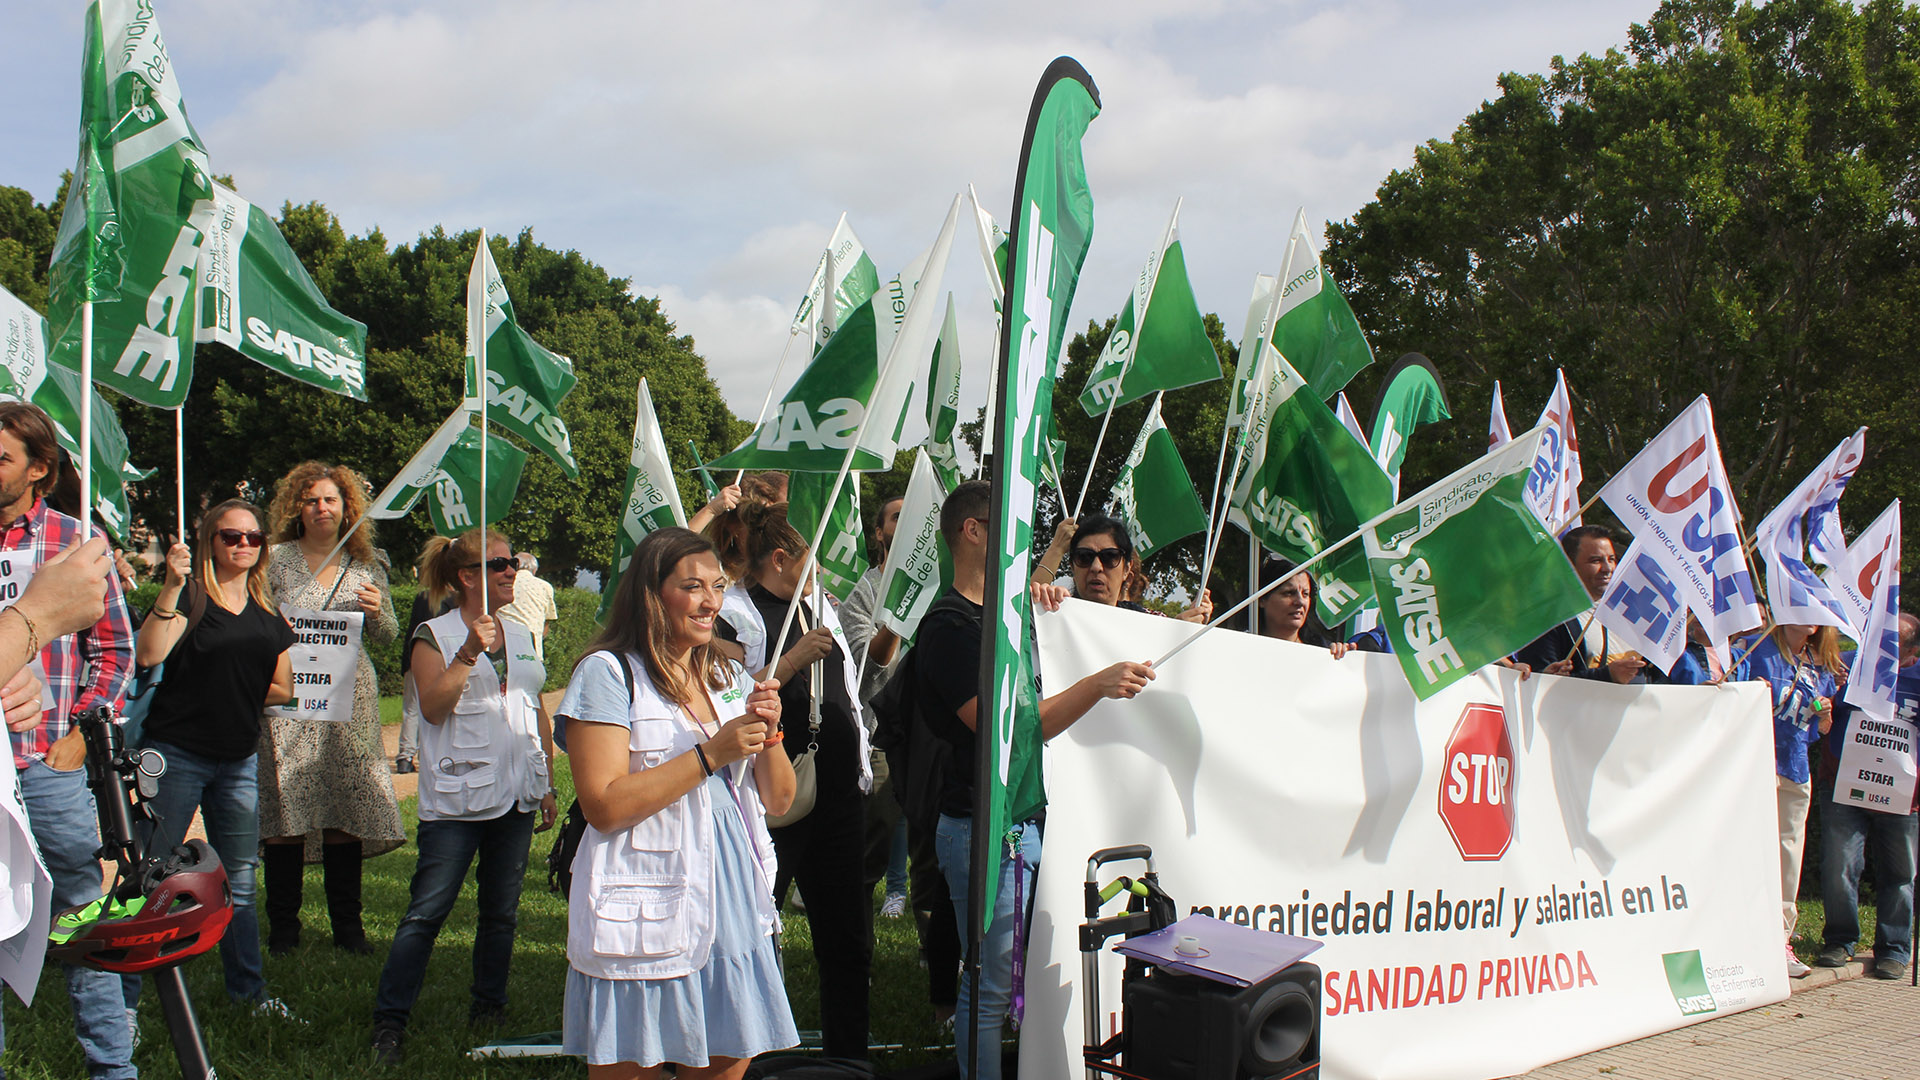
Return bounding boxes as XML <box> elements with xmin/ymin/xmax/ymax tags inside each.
<box><xmin>2</xmin><ymin>708</ymin><xmax>955</xmax><ymax>1079</ymax></box>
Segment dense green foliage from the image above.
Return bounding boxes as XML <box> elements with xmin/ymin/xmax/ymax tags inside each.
<box><xmin>1326</xmin><ymin>0</ymin><xmax>1920</xmax><ymax>573</ymax></box>
<box><xmin>0</xmin><ymin>186</ymin><xmax>747</xmax><ymax>584</ymax></box>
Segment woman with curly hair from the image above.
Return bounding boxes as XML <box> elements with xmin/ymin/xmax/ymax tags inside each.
<box><xmin>257</xmin><ymin>461</ymin><xmax>405</xmax><ymax>955</ymax></box>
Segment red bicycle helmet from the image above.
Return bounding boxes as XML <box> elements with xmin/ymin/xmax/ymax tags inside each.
<box><xmin>47</xmin><ymin>839</ymin><xmax>233</xmax><ymax>974</ymax></box>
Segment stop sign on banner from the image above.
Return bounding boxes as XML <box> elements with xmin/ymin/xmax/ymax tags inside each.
<box><xmin>1438</xmin><ymin>703</ymin><xmax>1516</xmax><ymax>861</ymax></box>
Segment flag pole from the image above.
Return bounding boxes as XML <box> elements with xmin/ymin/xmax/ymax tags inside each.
<box><xmin>1072</xmin><ymin>392</ymin><xmax>1122</xmax><ymax>519</ymax></box>
<box><xmin>478</xmin><ymin>244</ymin><xmax>490</xmax><ymax>616</ymax></box>
<box><xmin>79</xmin><ymin>302</ymin><xmax>92</xmax><ymax>535</ymax></box>
<box><xmin>1248</xmin><ymin>537</ymin><xmax>1260</xmax><ymax>637</ymax></box>
<box><xmin>175</xmin><ymin>407</ymin><xmax>186</xmax><ymax>541</ymax></box>
<box><xmin>738</xmin><ymin>329</ymin><xmax>802</xmax><ymax>486</ymax></box>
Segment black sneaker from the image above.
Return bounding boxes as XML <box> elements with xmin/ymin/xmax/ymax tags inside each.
<box><xmin>371</xmin><ymin>1023</ymin><xmax>405</xmax><ymax>1065</ymax></box>
<box><xmin>1875</xmin><ymin>958</ymin><xmax>1907</xmax><ymax>980</ymax></box>
<box><xmin>1815</xmin><ymin>945</ymin><xmax>1853</xmax><ymax>968</ymax></box>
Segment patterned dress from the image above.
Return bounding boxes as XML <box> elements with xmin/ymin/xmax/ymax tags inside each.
<box><xmin>258</xmin><ymin>542</ymin><xmax>406</xmax><ymax>861</ymax></box>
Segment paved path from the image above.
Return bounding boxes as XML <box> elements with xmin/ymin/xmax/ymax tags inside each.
<box><xmin>1517</xmin><ymin>964</ymin><xmax>1920</xmax><ymax>1079</ymax></box>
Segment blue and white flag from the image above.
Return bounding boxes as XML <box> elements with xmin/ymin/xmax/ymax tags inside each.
<box><xmin>1751</xmin><ymin>431</ymin><xmax>1865</xmax><ymax>632</ymax></box>
<box><xmin>1827</xmin><ymin>500</ymin><xmax>1899</xmax><ymax>634</ymax></box>
<box><xmin>1595</xmin><ymin>537</ymin><xmax>1691</xmax><ymax>673</ymax></box>
<box><xmin>1523</xmin><ymin>370</ymin><xmax>1582</xmax><ymax>534</ymax></box>
<box><xmin>1596</xmin><ymin>395</ymin><xmax>1764</xmax><ymax>649</ymax></box>
<box><xmin>1841</xmin><ymin>500</ymin><xmax>1903</xmax><ymax>720</ymax></box>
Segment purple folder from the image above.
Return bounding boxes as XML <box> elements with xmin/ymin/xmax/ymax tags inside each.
<box><xmin>1112</xmin><ymin>915</ymin><xmax>1322</xmax><ymax>988</ymax></box>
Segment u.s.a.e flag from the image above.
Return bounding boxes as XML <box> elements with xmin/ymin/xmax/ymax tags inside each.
<box><xmin>465</xmin><ymin>237</ymin><xmax>579</xmax><ymax>477</ymax></box>
<box><xmin>1110</xmin><ymin>395</ymin><xmax>1207</xmax><ymax>560</ymax></box>
<box><xmin>1365</xmin><ymin>426</ymin><xmax>1592</xmax><ymax>700</ymax></box>
<box><xmin>599</xmin><ymin>378</ymin><xmax>690</xmax><ymax>620</ymax></box>
<box><xmin>1076</xmin><ymin>201</ymin><xmax>1219</xmax><ymax>416</ymax></box>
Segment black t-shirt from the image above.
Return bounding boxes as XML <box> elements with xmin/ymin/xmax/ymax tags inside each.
<box><xmin>143</xmin><ymin>588</ymin><xmax>298</xmax><ymax>762</ymax></box>
<box><xmin>747</xmin><ymin>585</ymin><xmax>861</xmax><ymax>807</ymax></box>
<box><xmin>915</xmin><ymin>588</ymin><xmax>985</xmax><ymax>818</ymax></box>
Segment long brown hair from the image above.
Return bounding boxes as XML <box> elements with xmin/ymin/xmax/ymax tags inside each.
<box><xmin>1769</xmin><ymin>623</ymin><xmax>1846</xmax><ymax>676</ymax></box>
<box><xmin>418</xmin><ymin>527</ymin><xmax>508</xmax><ymax>610</ymax></box>
<box><xmin>580</xmin><ymin>527</ymin><xmax>732</xmax><ymax>703</ymax></box>
<box><xmin>198</xmin><ymin>499</ymin><xmax>273</xmax><ymax>611</ymax></box>
<box><xmin>268</xmin><ymin>461</ymin><xmax>377</xmax><ymax>563</ymax></box>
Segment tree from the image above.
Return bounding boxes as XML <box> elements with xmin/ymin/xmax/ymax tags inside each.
<box><xmin>1326</xmin><ymin>0</ymin><xmax>1920</xmax><ymax>575</ymax></box>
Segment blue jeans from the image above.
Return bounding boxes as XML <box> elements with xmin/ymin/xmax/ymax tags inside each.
<box><xmin>10</xmin><ymin>761</ymin><xmax>137</xmax><ymax>1079</ymax></box>
<box><xmin>372</xmin><ymin>810</ymin><xmax>535</xmax><ymax>1029</ymax></box>
<box><xmin>935</xmin><ymin>815</ymin><xmax>1039</xmax><ymax>1080</ymax></box>
<box><xmin>137</xmin><ymin>742</ymin><xmax>266</xmax><ymax>1004</ymax></box>
<box><xmin>1821</xmin><ymin>798</ymin><xmax>1918</xmax><ymax>964</ymax></box>
<box><xmin>886</xmin><ymin>816</ymin><xmax>909</xmax><ymax>897</ymax></box>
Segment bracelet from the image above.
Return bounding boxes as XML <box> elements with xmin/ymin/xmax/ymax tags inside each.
<box><xmin>150</xmin><ymin>606</ymin><xmax>182</xmax><ymax>620</ymax></box>
<box><xmin>763</xmin><ymin>731</ymin><xmax>786</xmax><ymax>747</ymax></box>
<box><xmin>693</xmin><ymin>743</ymin><xmax>715</xmax><ymax>777</ymax></box>
<box><xmin>453</xmin><ymin>649</ymin><xmax>478</xmax><ymax>666</ymax></box>
<box><xmin>6</xmin><ymin>607</ymin><xmax>38</xmax><ymax>661</ymax></box>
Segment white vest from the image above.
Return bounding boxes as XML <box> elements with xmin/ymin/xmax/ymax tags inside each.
<box><xmin>417</xmin><ymin>610</ymin><xmax>548</xmax><ymax>823</ymax></box>
<box><xmin>717</xmin><ymin>585</ymin><xmax>872</xmax><ymax>794</ymax></box>
<box><xmin>718</xmin><ymin>582</ymin><xmax>766</xmax><ymax>673</ymax></box>
<box><xmin>566</xmin><ymin>652</ymin><xmax>780</xmax><ymax>980</ymax></box>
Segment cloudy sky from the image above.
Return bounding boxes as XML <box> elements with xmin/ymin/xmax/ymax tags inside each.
<box><xmin>2</xmin><ymin>0</ymin><xmax>1658</xmax><ymax>426</ymax></box>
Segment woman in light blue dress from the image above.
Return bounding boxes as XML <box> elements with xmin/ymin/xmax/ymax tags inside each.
<box><xmin>558</xmin><ymin>527</ymin><xmax>799</xmax><ymax>1079</ymax></box>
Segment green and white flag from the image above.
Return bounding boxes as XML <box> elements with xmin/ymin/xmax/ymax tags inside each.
<box><xmin>46</xmin><ymin>0</ymin><xmax>214</xmax><ymax>408</ymax></box>
<box><xmin>1271</xmin><ymin>208</ymin><xmax>1374</xmax><ymax>401</ymax></box>
<box><xmin>792</xmin><ymin>213</ymin><xmax>881</xmax><ymax>344</ymax></box>
<box><xmin>925</xmin><ymin>294</ymin><xmax>965</xmax><ymax>489</ymax></box>
<box><xmin>367</xmin><ymin>410</ymin><xmax>478</xmax><ymax>520</ymax></box>
<box><xmin>980</xmin><ymin>59</ymin><xmax>1100</xmax><ymax>923</ymax></box>
<box><xmin>967</xmin><ymin>184</ymin><xmax>1009</xmax><ymax>307</ymax></box>
<box><xmin>1368</xmin><ymin>353</ymin><xmax>1451</xmax><ymax>495</ymax></box>
<box><xmin>1</xmin><ymin>283</ymin><xmax>139</xmax><ymax>541</ymax></box>
<box><xmin>1225</xmin><ymin>272</ymin><xmax>1279</xmax><ymax>432</ymax></box>
<box><xmin>1229</xmin><ymin>343</ymin><xmax>1394</xmax><ymax>624</ymax></box>
<box><xmin>426</xmin><ymin>425</ymin><xmax>528</xmax><ymax>536</ymax></box>
<box><xmin>711</xmin><ymin>200</ymin><xmax>960</xmax><ymax>474</ymax></box>
<box><xmin>600</xmin><ymin>378</ymin><xmax>689</xmax><ymax>619</ymax></box>
<box><xmin>1038</xmin><ymin>433</ymin><xmax>1068</xmax><ymax>496</ymax></box>
<box><xmin>876</xmin><ymin>451</ymin><xmax>953</xmax><ymax>640</ymax></box>
<box><xmin>1110</xmin><ymin>394</ymin><xmax>1208</xmax><ymax>560</ymax></box>
<box><xmin>193</xmin><ymin>182</ymin><xmax>368</xmax><ymax>399</ymax></box>
<box><xmin>1363</xmin><ymin>426</ymin><xmax>1589</xmax><ymax>699</ymax></box>
<box><xmin>787</xmin><ymin>472</ymin><xmax>866</xmax><ymax>602</ymax></box>
<box><xmin>465</xmin><ymin>238</ymin><xmax>580</xmax><ymax>477</ymax></box>
<box><xmin>1076</xmin><ymin>201</ymin><xmax>1219</xmax><ymax>416</ymax></box>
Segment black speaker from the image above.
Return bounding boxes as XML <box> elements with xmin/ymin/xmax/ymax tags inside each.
<box><xmin>1121</xmin><ymin>960</ymin><xmax>1321</xmax><ymax>1080</ymax></box>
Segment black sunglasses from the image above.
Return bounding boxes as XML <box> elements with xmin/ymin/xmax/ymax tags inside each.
<box><xmin>215</xmin><ymin>529</ymin><xmax>265</xmax><ymax>548</ymax></box>
<box><xmin>1071</xmin><ymin>547</ymin><xmax>1124</xmax><ymax>570</ymax></box>
<box><xmin>463</xmin><ymin>556</ymin><xmax>521</xmax><ymax>573</ymax></box>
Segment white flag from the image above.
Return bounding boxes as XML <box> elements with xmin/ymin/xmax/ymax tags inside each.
<box><xmin>1595</xmin><ymin>537</ymin><xmax>1692</xmax><ymax>673</ymax></box>
<box><xmin>1523</xmin><ymin>370</ymin><xmax>1582</xmax><ymax>533</ymax></box>
<box><xmin>875</xmin><ymin>450</ymin><xmax>952</xmax><ymax>641</ymax></box>
<box><xmin>1827</xmin><ymin>499</ymin><xmax>1899</xmax><ymax>635</ymax></box>
<box><xmin>1333</xmin><ymin>392</ymin><xmax>1369</xmax><ymax>452</ymax></box>
<box><xmin>1842</xmin><ymin>500</ymin><xmax>1903</xmax><ymax>720</ymax></box>
<box><xmin>1596</xmin><ymin>395</ymin><xmax>1764</xmax><ymax>647</ymax></box>
<box><xmin>1750</xmin><ymin>433</ymin><xmax>1865</xmax><ymax>632</ymax></box>
<box><xmin>1489</xmin><ymin>380</ymin><xmax>1512</xmax><ymax>450</ymax></box>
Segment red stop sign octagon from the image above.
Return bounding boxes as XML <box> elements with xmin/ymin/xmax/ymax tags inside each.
<box><xmin>1438</xmin><ymin>703</ymin><xmax>1516</xmax><ymax>861</ymax></box>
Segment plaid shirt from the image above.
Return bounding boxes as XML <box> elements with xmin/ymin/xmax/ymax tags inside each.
<box><xmin>5</xmin><ymin>498</ymin><xmax>134</xmax><ymax>769</ymax></box>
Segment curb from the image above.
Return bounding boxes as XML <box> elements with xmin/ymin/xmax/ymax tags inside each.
<box><xmin>1789</xmin><ymin>955</ymin><xmax>1903</xmax><ymax>992</ymax></box>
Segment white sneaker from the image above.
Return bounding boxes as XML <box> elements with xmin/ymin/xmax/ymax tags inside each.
<box><xmin>880</xmin><ymin>893</ymin><xmax>908</xmax><ymax>919</ymax></box>
<box><xmin>1786</xmin><ymin>945</ymin><xmax>1811</xmax><ymax>978</ymax></box>
<box><xmin>253</xmin><ymin>996</ymin><xmax>308</xmax><ymax>1024</ymax></box>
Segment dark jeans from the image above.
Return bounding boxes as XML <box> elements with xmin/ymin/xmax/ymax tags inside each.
<box><xmin>909</xmin><ymin>811</ymin><xmax>960</xmax><ymax>1010</ymax></box>
<box><xmin>140</xmin><ymin>742</ymin><xmax>266</xmax><ymax>1003</ymax></box>
<box><xmin>372</xmin><ymin>810</ymin><xmax>535</xmax><ymax>1029</ymax></box>
<box><xmin>770</xmin><ymin>786</ymin><xmax>871</xmax><ymax>1061</ymax></box>
<box><xmin>1821</xmin><ymin>798</ymin><xmax>1918</xmax><ymax>964</ymax></box>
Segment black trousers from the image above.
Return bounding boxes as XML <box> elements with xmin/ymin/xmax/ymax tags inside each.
<box><xmin>770</xmin><ymin>785</ymin><xmax>872</xmax><ymax>1060</ymax></box>
<box><xmin>909</xmin><ymin>810</ymin><xmax>961</xmax><ymax>1010</ymax></box>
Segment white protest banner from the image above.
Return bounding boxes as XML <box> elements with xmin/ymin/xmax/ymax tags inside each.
<box><xmin>1596</xmin><ymin>395</ymin><xmax>1763</xmax><ymax>648</ymax></box>
<box><xmin>1026</xmin><ymin>600</ymin><xmax>1784</xmax><ymax>1080</ymax></box>
<box><xmin>268</xmin><ymin>606</ymin><xmax>364</xmax><ymax>722</ymax></box>
<box><xmin>1832</xmin><ymin>712</ymin><xmax>1918</xmax><ymax>814</ymax></box>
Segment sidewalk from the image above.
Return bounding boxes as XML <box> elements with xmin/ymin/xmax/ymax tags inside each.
<box><xmin>1516</xmin><ymin>963</ymin><xmax>1920</xmax><ymax>1079</ymax></box>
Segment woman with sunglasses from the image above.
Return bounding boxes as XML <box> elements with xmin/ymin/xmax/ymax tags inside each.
<box><xmin>135</xmin><ymin>500</ymin><xmax>298</xmax><ymax>1013</ymax></box>
<box><xmin>370</xmin><ymin>528</ymin><xmax>557</xmax><ymax>1064</ymax></box>
<box><xmin>559</xmin><ymin>526</ymin><xmax>797</xmax><ymax>1079</ymax></box>
<box><xmin>258</xmin><ymin>461</ymin><xmax>406</xmax><ymax>956</ymax></box>
<box><xmin>1066</xmin><ymin>516</ymin><xmax>1212</xmax><ymax>622</ymax></box>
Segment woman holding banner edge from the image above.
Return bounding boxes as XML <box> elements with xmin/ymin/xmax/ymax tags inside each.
<box><xmin>258</xmin><ymin>462</ymin><xmax>405</xmax><ymax>957</ymax></box>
